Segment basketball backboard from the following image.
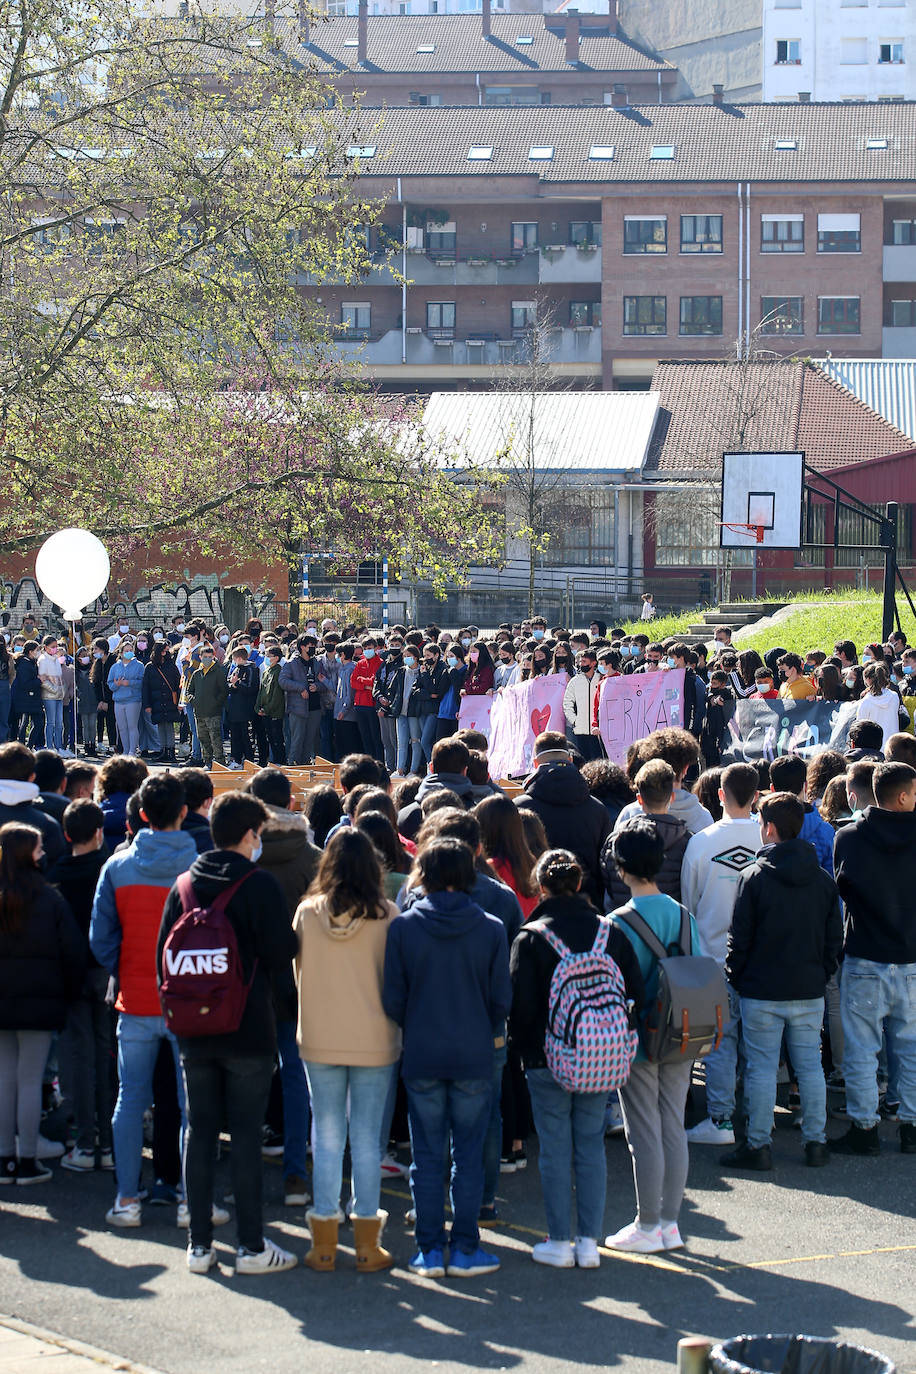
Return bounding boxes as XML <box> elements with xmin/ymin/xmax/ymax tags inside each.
<box><xmin>720</xmin><ymin>451</ymin><xmax>804</xmax><ymax>549</ymax></box>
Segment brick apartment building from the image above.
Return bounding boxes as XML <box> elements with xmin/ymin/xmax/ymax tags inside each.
<box><xmin>295</xmin><ymin>99</ymin><xmax>916</xmax><ymax>390</ymax></box>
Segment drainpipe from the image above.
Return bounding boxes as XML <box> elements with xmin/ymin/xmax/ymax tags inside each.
<box><xmin>745</xmin><ymin>181</ymin><xmax>751</xmax><ymax>354</ymax></box>
<box><xmin>398</xmin><ymin>176</ymin><xmax>406</xmax><ymax>365</ymax></box>
<box><xmin>657</xmin><ymin>70</ymin><xmax>662</xmax><ymax>104</ymax></box>
<box><xmin>476</xmin><ymin>71</ymin><xmax>482</xmax><ymax>106</ymax></box>
<box><xmin>736</xmin><ymin>183</ymin><xmax>743</xmax><ymax>358</ymax></box>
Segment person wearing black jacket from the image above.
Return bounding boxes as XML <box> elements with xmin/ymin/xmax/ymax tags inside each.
<box><xmin>831</xmin><ymin>761</ymin><xmax>916</xmax><ymax>1157</ymax></box>
<box><xmin>373</xmin><ymin>646</ymin><xmax>406</xmax><ymax>775</ymax></box>
<box><xmin>0</xmin><ymin>820</ymin><xmax>86</xmax><ymax>1184</ymax></box>
<box><xmin>510</xmin><ymin>849</ymin><xmax>643</xmax><ymax>1269</ymax></box>
<box><xmin>225</xmin><ymin>648</ymin><xmax>260</xmax><ymax>767</ymax></box>
<box><xmin>410</xmin><ymin>646</ymin><xmax>447</xmax><ymax>774</ymax></box>
<box><xmin>49</xmin><ymin>799</ymin><xmax>114</xmax><ymax>1172</ymax></box>
<box><xmin>156</xmin><ymin>791</ymin><xmax>297</xmax><ymax>1276</ymax></box>
<box><xmin>515</xmin><ymin>733</ymin><xmax>611</xmax><ymax>906</ymax></box>
<box><xmin>10</xmin><ymin>643</ymin><xmax>44</xmax><ymax>747</ymax></box>
<box><xmin>89</xmin><ymin>638</ymin><xmax>117</xmax><ymax>753</ymax></box>
<box><xmin>142</xmin><ymin>643</ymin><xmax>181</xmax><ymax>763</ymax></box>
<box><xmin>0</xmin><ymin>743</ymin><xmax>65</xmax><ymax>866</ymax></box>
<box><xmin>723</xmin><ymin>792</ymin><xmax>842</xmax><ymax>1172</ymax></box>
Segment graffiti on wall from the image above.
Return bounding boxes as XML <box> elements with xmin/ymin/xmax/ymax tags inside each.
<box><xmin>0</xmin><ymin>575</ymin><xmax>276</xmax><ymax>631</ymax></box>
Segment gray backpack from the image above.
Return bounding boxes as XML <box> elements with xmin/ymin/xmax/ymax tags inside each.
<box><xmin>614</xmin><ymin>904</ymin><xmax>728</xmax><ymax>1064</ymax></box>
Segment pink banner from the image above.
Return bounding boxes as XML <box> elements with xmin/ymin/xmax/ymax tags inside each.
<box><xmin>458</xmin><ymin>694</ymin><xmax>493</xmax><ymax>739</ymax></box>
<box><xmin>488</xmin><ymin>673</ymin><xmax>568</xmax><ymax>779</ymax></box>
<box><xmin>598</xmin><ymin>669</ymin><xmax>685</xmax><ymax>766</ymax></box>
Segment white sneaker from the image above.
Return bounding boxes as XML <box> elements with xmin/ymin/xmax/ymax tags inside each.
<box><xmin>532</xmin><ymin>1238</ymin><xmax>575</xmax><ymax>1268</ymax></box>
<box><xmin>660</xmin><ymin>1221</ymin><xmax>684</xmax><ymax>1251</ymax></box>
<box><xmin>574</xmin><ymin>1237</ymin><xmax>600</xmax><ymax>1268</ymax></box>
<box><xmin>106</xmin><ymin>1196</ymin><xmax>142</xmax><ymax>1228</ymax></box>
<box><xmin>58</xmin><ymin>748</ymin><xmax>75</xmax><ymax>758</ymax></box>
<box><xmin>61</xmin><ymin>1147</ymin><xmax>96</xmax><ymax>1172</ymax></box>
<box><xmin>187</xmin><ymin>1244</ymin><xmax>218</xmax><ymax>1274</ymax></box>
<box><xmin>236</xmin><ymin>1238</ymin><xmax>297</xmax><ymax>1275</ymax></box>
<box><xmin>177</xmin><ymin>1201</ymin><xmax>230</xmax><ymax>1228</ymax></box>
<box><xmin>380</xmin><ymin>1152</ymin><xmax>409</xmax><ymax>1179</ymax></box>
<box><xmin>31</xmin><ymin>1134</ymin><xmax>65</xmax><ymax>1160</ymax></box>
<box><xmin>604</xmin><ymin>1221</ymin><xmax>665</xmax><ymax>1253</ymax></box>
<box><xmin>99</xmin><ymin>1151</ymin><xmax>115</xmax><ymax>1172</ymax></box>
<box><xmin>686</xmin><ymin>1117</ymin><xmax>736</xmax><ymax>1146</ymax></box>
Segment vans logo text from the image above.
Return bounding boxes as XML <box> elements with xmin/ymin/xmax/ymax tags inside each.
<box><xmin>165</xmin><ymin>948</ymin><xmax>229</xmax><ymax>976</ymax></box>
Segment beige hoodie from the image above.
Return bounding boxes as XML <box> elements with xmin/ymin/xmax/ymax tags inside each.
<box><xmin>293</xmin><ymin>893</ymin><xmax>402</xmax><ymax>1067</ymax></box>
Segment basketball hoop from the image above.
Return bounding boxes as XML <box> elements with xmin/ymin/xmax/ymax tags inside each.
<box><xmin>717</xmin><ymin>521</ymin><xmax>765</xmax><ymax>544</ymax></box>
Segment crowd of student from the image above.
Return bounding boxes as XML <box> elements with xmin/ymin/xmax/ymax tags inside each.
<box><xmin>0</xmin><ymin>612</ymin><xmax>913</xmax><ymax>1283</ymax></box>
<box><xmin>3</xmin><ymin>611</ymin><xmax>913</xmax><ymax>773</ymax></box>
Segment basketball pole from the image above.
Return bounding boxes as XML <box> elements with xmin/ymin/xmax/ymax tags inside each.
<box><xmin>882</xmin><ymin>501</ymin><xmax>898</xmax><ymax>644</ymax></box>
<box><xmin>751</xmin><ymin>544</ymin><xmax>758</xmax><ymax>601</ymax></box>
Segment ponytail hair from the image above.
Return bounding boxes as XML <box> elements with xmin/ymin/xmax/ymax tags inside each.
<box><xmin>533</xmin><ymin>847</ymin><xmax>582</xmax><ymax>897</ymax></box>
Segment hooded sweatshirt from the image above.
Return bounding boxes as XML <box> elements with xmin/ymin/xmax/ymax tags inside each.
<box><xmin>90</xmin><ymin>827</ymin><xmax>199</xmax><ymax>1014</ymax></box>
<box><xmin>725</xmin><ymin>838</ymin><xmax>842</xmax><ymax>1001</ymax></box>
<box><xmin>516</xmin><ymin>762</ymin><xmax>611</xmax><ymax>905</ymax></box>
<box><xmin>680</xmin><ymin>815</ymin><xmax>763</xmax><ymax>964</ymax></box>
<box><xmin>397</xmin><ymin>770</ymin><xmax>475</xmax><ymax>840</ymax></box>
<box><xmin>382</xmin><ymin>889</ymin><xmax>511</xmax><ymax>1081</ymax></box>
<box><xmin>293</xmin><ymin>893</ymin><xmax>401</xmax><ymax>1067</ymax></box>
<box><xmin>616</xmin><ymin>788</ymin><xmax>714</xmax><ymax>838</ymax></box>
<box><xmin>0</xmin><ymin>778</ymin><xmax>65</xmax><ymax>865</ymax></box>
<box><xmin>601</xmin><ymin>810</ymin><xmax>688</xmax><ymax>910</ymax></box>
<box><xmin>257</xmin><ymin>804</ymin><xmax>320</xmax><ymax>921</ymax></box>
<box><xmin>834</xmin><ymin>806</ymin><xmax>916</xmax><ymax>964</ymax></box>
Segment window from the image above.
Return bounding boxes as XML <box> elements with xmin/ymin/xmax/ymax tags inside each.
<box><xmin>570</xmin><ymin>220</ymin><xmax>601</xmax><ymax>246</ymax></box>
<box><xmin>650</xmin><ymin>144</ymin><xmax>675</xmax><ymax>159</ymax></box>
<box><xmin>570</xmin><ymin>300</ymin><xmax>601</xmax><ymax>327</ymax></box>
<box><xmin>415</xmin><ymin>43</ymin><xmax>435</xmax><ymax>53</ymax></box>
<box><xmin>818</xmin><ymin>213</ymin><xmax>861</xmax><ymax>253</ymax></box>
<box><xmin>511</xmin><ymin>221</ymin><xmax>538</xmax><ymax>252</ymax></box>
<box><xmin>84</xmin><ymin>217</ymin><xmax>126</xmax><ymax>256</ymax></box>
<box><xmin>515</xmin><ymin>34</ymin><xmax>533</xmax><ymax>44</ymax></box>
<box><xmin>31</xmin><ymin>217</ymin><xmax>71</xmax><ymax>254</ymax></box>
<box><xmin>512</xmin><ymin>301</ymin><xmax>537</xmax><ymax>332</ymax></box>
<box><xmin>680</xmin><ymin>214</ymin><xmax>723</xmax><ymax>253</ymax></box>
<box><xmin>624</xmin><ymin>216</ymin><xmax>666</xmax><ymax>253</ymax></box>
<box><xmin>654</xmin><ymin>495</ymin><xmax>752</xmax><ymax>567</ymax></box>
<box><xmin>867</xmin><ymin>137</ymin><xmax>889</xmax><ymax>149</ymax></box>
<box><xmin>679</xmin><ymin>296</ymin><xmax>723</xmax><ymax>336</ymax></box>
<box><xmin>346</xmin><ymin>145</ymin><xmax>376</xmax><ymax>159</ymax></box>
<box><xmin>484</xmin><ymin>86</ymin><xmax>546</xmax><ymax>105</ymax></box>
<box><xmin>776</xmin><ymin>39</ymin><xmax>801</xmax><ymax>63</ymax></box>
<box><xmin>426</xmin><ymin>221</ymin><xmax>456</xmax><ymax>257</ymax></box>
<box><xmin>426</xmin><ymin>301</ymin><xmax>456</xmax><ymax>336</ymax></box>
<box><xmin>890</xmin><ymin>299</ymin><xmax>916</xmax><ymax>326</ymax></box>
<box><xmin>879</xmin><ymin>41</ymin><xmax>904</xmax><ymax>62</ymax></box>
<box><xmin>892</xmin><ymin>219</ymin><xmax>916</xmax><ymax>244</ymax></box>
<box><xmin>761</xmin><ymin>214</ymin><xmax>804</xmax><ymax>252</ymax></box>
<box><xmin>841</xmin><ymin>37</ymin><xmax>868</xmax><ymax>63</ymax></box>
<box><xmin>623</xmin><ymin>295</ymin><xmax>666</xmax><ymax>335</ymax></box>
<box><xmin>539</xmin><ymin>488</ymin><xmax>617</xmax><ymax>568</ymax></box>
<box><xmin>467</xmin><ymin>145</ymin><xmax>493</xmax><ymax>160</ymax></box>
<box><xmin>529</xmin><ymin>146</ymin><xmax>554</xmax><ymax>161</ymax></box>
<box><xmin>760</xmin><ymin>296</ymin><xmax>803</xmax><ymax>334</ymax></box>
<box><xmin>774</xmin><ymin>138</ymin><xmax>797</xmax><ymax>151</ymax></box>
<box><xmin>817</xmin><ymin>297</ymin><xmax>860</xmax><ymax>334</ymax></box>
<box><xmin>341</xmin><ymin>302</ymin><xmax>370</xmax><ymax>336</ymax></box>
<box><xmin>412</xmin><ymin>92</ymin><xmax>442</xmax><ymax>105</ymax></box>
<box><xmin>589</xmin><ymin>145</ymin><xmax>615</xmax><ymax>160</ymax></box>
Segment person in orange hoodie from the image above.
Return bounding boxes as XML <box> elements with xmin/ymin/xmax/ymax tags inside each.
<box><xmin>350</xmin><ymin>637</ymin><xmax>384</xmax><ymax>762</ymax></box>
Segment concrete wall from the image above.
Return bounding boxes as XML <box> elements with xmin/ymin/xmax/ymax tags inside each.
<box><xmin>762</xmin><ymin>0</ymin><xmax>916</xmax><ymax>101</ymax></box>
<box><xmin>619</xmin><ymin>0</ymin><xmax>762</xmax><ymax>100</ymax></box>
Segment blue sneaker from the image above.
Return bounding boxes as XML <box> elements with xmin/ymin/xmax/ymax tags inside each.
<box><xmin>447</xmin><ymin>1246</ymin><xmax>501</xmax><ymax>1277</ymax></box>
<box><xmin>408</xmin><ymin>1247</ymin><xmax>446</xmax><ymax>1278</ymax></box>
<box><xmin>149</xmin><ymin>1180</ymin><xmax>181</xmax><ymax>1206</ymax></box>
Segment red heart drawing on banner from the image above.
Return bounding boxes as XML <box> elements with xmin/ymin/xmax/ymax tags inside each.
<box><xmin>530</xmin><ymin>705</ymin><xmax>551</xmax><ymax>736</ymax></box>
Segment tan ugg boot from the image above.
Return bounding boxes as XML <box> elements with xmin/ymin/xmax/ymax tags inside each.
<box><xmin>304</xmin><ymin>1212</ymin><xmax>338</xmax><ymax>1271</ymax></box>
<box><xmin>352</xmin><ymin>1210</ymin><xmax>394</xmax><ymax>1273</ymax></box>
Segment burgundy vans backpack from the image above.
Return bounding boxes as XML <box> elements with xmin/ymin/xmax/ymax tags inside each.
<box><xmin>159</xmin><ymin>872</ymin><xmax>256</xmax><ymax>1037</ymax></box>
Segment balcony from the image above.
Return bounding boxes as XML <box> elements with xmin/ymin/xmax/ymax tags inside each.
<box><xmin>883</xmin><ymin>245</ymin><xmax>916</xmax><ymax>282</ymax></box>
<box><xmin>331</xmin><ymin>327</ymin><xmax>602</xmax><ymax>370</ymax></box>
<box><xmin>401</xmin><ymin>253</ymin><xmax>539</xmax><ymax>287</ymax></box>
<box><xmin>538</xmin><ymin>244</ymin><xmax>603</xmax><ymax>284</ymax></box>
<box><xmin>883</xmin><ymin>325</ymin><xmax>916</xmax><ymax>358</ymax></box>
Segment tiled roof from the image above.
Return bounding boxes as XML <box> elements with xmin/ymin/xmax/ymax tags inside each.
<box><xmin>326</xmin><ymin>102</ymin><xmax>916</xmax><ymax>183</ymax></box>
<box><xmin>814</xmin><ymin>359</ymin><xmax>916</xmax><ymax>444</ymax></box>
<box><xmin>287</xmin><ymin>13</ymin><xmax>669</xmax><ymax>75</ymax></box>
<box><xmin>422</xmin><ymin>390</ymin><xmax>660</xmax><ymax>473</ymax></box>
<box><xmin>647</xmin><ymin>360</ymin><xmax>913</xmax><ymax>475</ymax></box>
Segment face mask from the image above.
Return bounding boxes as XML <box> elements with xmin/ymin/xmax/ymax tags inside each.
<box><xmin>153</xmin><ymin>632</ymin><xmax>163</xmax><ymax>642</ymax></box>
<box><xmin>844</xmin><ymin>673</ymin><xmax>856</xmax><ymax>686</ymax></box>
<box><xmin>364</xmin><ymin>647</ymin><xmax>376</xmax><ymax>659</ymax></box>
<box><xmin>891</xmin><ymin>674</ymin><xmax>898</xmax><ymax>685</ymax></box>
<box><xmin>2</xmin><ymin>632</ymin><xmax>9</xmax><ymax>642</ymax></box>
<box><xmin>122</xmin><ymin>650</ymin><xmax>134</xmax><ymax>661</ymax></box>
<box><xmin>118</xmin><ymin>625</ymin><xmax>128</xmax><ymax>633</ymax></box>
<box><xmin>405</xmin><ymin>655</ymin><xmax>416</xmax><ymax>668</ymax></box>
<box><xmin>219</xmin><ymin>634</ymin><xmax>229</xmax><ymax>645</ymax></box>
<box><xmin>460</xmin><ymin>637</ymin><xmax>471</xmax><ymax>648</ymax></box>
<box><xmin>77</xmin><ymin>655</ymin><xmax>90</xmax><ymax>666</ymax></box>
<box><xmin>137</xmin><ymin>639</ymin><xmax>147</xmax><ymax>650</ymax></box>
<box><xmin>200</xmin><ymin>654</ymin><xmax>214</xmax><ymax>664</ymax></box>
<box><xmin>667</xmin><ymin>656</ymin><xmax>676</xmax><ymax>669</ymax></box>
<box><xmin>469</xmin><ymin>651</ymin><xmax>479</xmax><ymax>663</ymax></box>
<box><xmin>905</xmin><ymin>665</ymin><xmax>915</xmax><ymax>676</ymax></box>
<box><xmin>250</xmin><ymin>837</ymin><xmax>263</xmax><ymax>864</ymax></box>
<box><xmin>447</xmin><ymin>655</ymin><xmax>458</xmax><ymax>668</ymax></box>
<box><xmin>803</xmin><ymin>663</ymin><xmax>815</xmax><ymax>674</ymax></box>
<box><xmin>500</xmin><ymin>655</ymin><xmax>513</xmax><ymax>664</ymax></box>
<box><xmin>778</xmin><ymin>669</ymin><xmax>787</xmax><ymax>681</ymax></box>
<box><xmin>533</xmin><ymin>629</ymin><xmax>544</xmax><ymax>640</ymax></box>
<box><xmin>597</xmin><ymin>663</ymin><xmax>608</xmax><ymax>676</ymax></box>
<box><xmin>93</xmin><ymin>650</ymin><xmax>104</xmax><ymax>659</ymax></box>
<box><xmin>175</xmin><ymin>623</ymin><xmax>185</xmax><ymax>633</ymax></box>
<box><xmin>862</xmin><ymin>654</ymin><xmax>873</xmax><ymax>665</ymax></box>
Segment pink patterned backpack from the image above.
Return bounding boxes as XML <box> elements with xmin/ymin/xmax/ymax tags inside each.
<box><xmin>539</xmin><ymin>920</ymin><xmax>639</xmax><ymax>1094</ymax></box>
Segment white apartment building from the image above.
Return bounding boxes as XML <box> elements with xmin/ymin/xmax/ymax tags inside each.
<box><xmin>763</xmin><ymin>0</ymin><xmax>916</xmax><ymax>100</ymax></box>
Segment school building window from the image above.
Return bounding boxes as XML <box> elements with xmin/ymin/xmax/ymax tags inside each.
<box><xmin>623</xmin><ymin>296</ymin><xmax>667</xmax><ymax>335</ymax></box>
<box><xmin>679</xmin><ymin>296</ymin><xmax>723</xmax><ymax>336</ymax></box>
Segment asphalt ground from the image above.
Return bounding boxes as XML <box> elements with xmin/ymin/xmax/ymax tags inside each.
<box><xmin>1</xmin><ymin>1100</ymin><xmax>914</xmax><ymax>1374</ymax></box>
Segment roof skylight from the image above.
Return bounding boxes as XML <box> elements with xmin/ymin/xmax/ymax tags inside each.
<box><xmin>589</xmin><ymin>144</ymin><xmax>615</xmax><ymax>159</ymax></box>
<box><xmin>650</xmin><ymin>144</ymin><xmax>675</xmax><ymax>159</ymax></box>
<box><xmin>529</xmin><ymin>145</ymin><xmax>554</xmax><ymax>160</ymax></box>
<box><xmin>774</xmin><ymin>138</ymin><xmax>797</xmax><ymax>150</ymax></box>
<box><xmin>346</xmin><ymin>145</ymin><xmax>377</xmax><ymax>158</ymax></box>
<box><xmin>467</xmin><ymin>145</ymin><xmax>493</xmax><ymax>160</ymax></box>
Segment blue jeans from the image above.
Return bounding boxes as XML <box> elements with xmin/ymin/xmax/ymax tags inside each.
<box><xmin>704</xmin><ymin>984</ymin><xmax>742</xmax><ymax>1121</ymax></box>
<box><xmin>113</xmin><ymin>1014</ymin><xmax>185</xmax><ymax>1199</ymax></box>
<box><xmin>418</xmin><ymin>715</ymin><xmax>438</xmax><ymax>773</ymax></box>
<box><xmin>406</xmin><ymin>1076</ymin><xmax>493</xmax><ymax>1254</ymax></box>
<box><xmin>740</xmin><ymin>997</ymin><xmax>826</xmax><ymax>1148</ymax></box>
<box><xmin>841</xmin><ymin>957</ymin><xmax>916</xmax><ymax>1128</ymax></box>
<box><xmin>526</xmin><ymin>1067</ymin><xmax>607</xmax><ymax>1242</ymax></box>
<box><xmin>397</xmin><ymin>716</ymin><xmax>421</xmax><ymax>774</ymax></box>
<box><xmin>43</xmin><ymin>696</ymin><xmax>64</xmax><ymax>752</ymax></box>
<box><xmin>304</xmin><ymin>1061</ymin><xmax>395</xmax><ymax>1217</ymax></box>
<box><xmin>276</xmin><ymin>1019</ymin><xmax>310</xmax><ymax>1182</ymax></box>
<box><xmin>184</xmin><ymin>704</ymin><xmax>200</xmax><ymax>759</ymax></box>
<box><xmin>482</xmin><ymin>1043</ymin><xmax>507</xmax><ymax>1208</ymax></box>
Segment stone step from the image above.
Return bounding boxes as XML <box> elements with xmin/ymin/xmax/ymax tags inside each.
<box><xmin>716</xmin><ymin>602</ymin><xmax>785</xmax><ymax>615</ymax></box>
<box><xmin>700</xmin><ymin>612</ymin><xmax>766</xmax><ymax>627</ymax></box>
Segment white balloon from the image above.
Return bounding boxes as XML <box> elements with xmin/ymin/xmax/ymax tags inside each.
<box><xmin>35</xmin><ymin>528</ymin><xmax>111</xmax><ymax>620</ymax></box>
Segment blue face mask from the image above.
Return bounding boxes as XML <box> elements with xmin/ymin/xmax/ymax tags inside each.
<box><xmin>447</xmin><ymin>655</ymin><xmax>458</xmax><ymax>668</ymax></box>
<box><xmin>666</xmin><ymin>656</ymin><xmax>676</xmax><ymax>669</ymax></box>
<box><xmin>597</xmin><ymin>663</ymin><xmax>608</xmax><ymax>676</ymax></box>
<box><xmin>905</xmin><ymin>665</ymin><xmax>915</xmax><ymax>676</ymax></box>
<box><xmin>405</xmin><ymin>655</ymin><xmax>416</xmax><ymax>668</ymax></box>
<box><xmin>364</xmin><ymin>647</ymin><xmax>375</xmax><ymax>659</ymax></box>
<box><xmin>122</xmin><ymin>651</ymin><xmax>134</xmax><ymax>661</ymax></box>
<box><xmin>862</xmin><ymin>654</ymin><xmax>874</xmax><ymax>665</ymax></box>
<box><xmin>250</xmin><ymin>837</ymin><xmax>263</xmax><ymax>864</ymax></box>
<box><xmin>533</xmin><ymin>629</ymin><xmax>544</xmax><ymax>640</ymax></box>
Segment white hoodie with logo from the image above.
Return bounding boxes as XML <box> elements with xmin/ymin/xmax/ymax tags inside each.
<box><xmin>680</xmin><ymin>816</ymin><xmax>763</xmax><ymax>964</ymax></box>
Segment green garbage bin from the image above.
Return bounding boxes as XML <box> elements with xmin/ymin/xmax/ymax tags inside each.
<box><xmin>709</xmin><ymin>1335</ymin><xmax>895</xmax><ymax>1374</ymax></box>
